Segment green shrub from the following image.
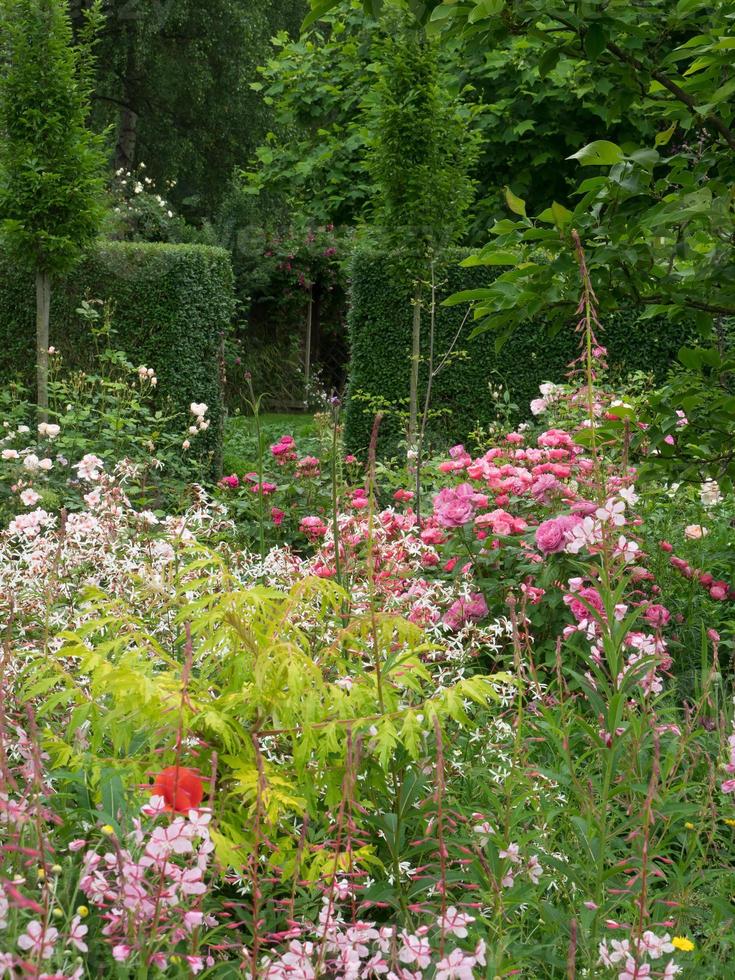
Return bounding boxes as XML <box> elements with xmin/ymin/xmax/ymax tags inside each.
<box><xmin>344</xmin><ymin>249</ymin><xmax>696</xmax><ymax>457</ymax></box>
<box><xmin>0</xmin><ymin>242</ymin><xmax>234</xmax><ymax>472</ymax></box>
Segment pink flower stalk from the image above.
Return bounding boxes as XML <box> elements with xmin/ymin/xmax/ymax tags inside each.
<box><xmin>296</xmin><ymin>456</ymin><xmax>321</xmax><ymax>477</ymax></box>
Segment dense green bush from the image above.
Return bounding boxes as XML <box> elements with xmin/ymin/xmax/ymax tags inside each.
<box><xmin>344</xmin><ymin>249</ymin><xmax>695</xmax><ymax>457</ymax></box>
<box><xmin>0</xmin><ymin>242</ymin><xmax>234</xmax><ymax>471</ymax></box>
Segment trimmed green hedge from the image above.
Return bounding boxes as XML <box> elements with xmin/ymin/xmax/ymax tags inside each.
<box><xmin>344</xmin><ymin>249</ymin><xmax>695</xmax><ymax>457</ymax></box>
<box><xmin>0</xmin><ymin>242</ymin><xmax>234</xmax><ymax>472</ymax></box>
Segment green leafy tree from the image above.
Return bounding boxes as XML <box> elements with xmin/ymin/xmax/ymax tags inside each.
<box><xmin>83</xmin><ymin>0</ymin><xmax>307</xmax><ymax>218</ymax></box>
<box><xmin>241</xmin><ymin>6</ymin><xmax>377</xmax><ymax>228</ymax></box>
<box><xmin>309</xmin><ymin>0</ymin><xmax>735</xmax><ymax>481</ymax></box>
<box><xmin>366</xmin><ymin>20</ymin><xmax>481</xmax><ymax>452</ymax></box>
<box><xmin>0</xmin><ymin>0</ymin><xmax>106</xmax><ymax>416</ymax></box>
<box><xmin>304</xmin><ymin>0</ymin><xmax>735</xmax><ymax>319</ymax></box>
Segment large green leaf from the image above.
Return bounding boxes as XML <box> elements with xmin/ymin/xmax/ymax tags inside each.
<box><xmin>567</xmin><ymin>140</ymin><xmax>625</xmax><ymax>166</ymax></box>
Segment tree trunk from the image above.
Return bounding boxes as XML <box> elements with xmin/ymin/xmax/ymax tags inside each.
<box><xmin>115</xmin><ymin>104</ymin><xmax>138</xmax><ymax>171</ymax></box>
<box><xmin>115</xmin><ymin>26</ymin><xmax>139</xmax><ymax>171</ymax></box>
<box><xmin>36</xmin><ymin>269</ymin><xmax>51</xmax><ymax>421</ymax></box>
<box><xmin>408</xmin><ymin>282</ymin><xmax>422</xmax><ymax>456</ymax></box>
<box><xmin>304</xmin><ymin>286</ymin><xmax>313</xmax><ymax>406</ymax></box>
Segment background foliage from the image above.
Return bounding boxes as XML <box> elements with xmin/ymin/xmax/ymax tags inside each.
<box><xmin>344</xmin><ymin>248</ymin><xmax>696</xmax><ymax>457</ymax></box>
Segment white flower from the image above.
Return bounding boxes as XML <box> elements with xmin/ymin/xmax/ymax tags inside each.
<box><xmin>190</xmin><ymin>402</ymin><xmax>208</xmax><ymax>418</ymax></box>
<box><xmin>23</xmin><ymin>453</ymin><xmax>40</xmax><ymax>472</ymax></box>
<box><xmin>539</xmin><ymin>382</ymin><xmax>560</xmax><ymax>398</ymax></box>
<box><xmin>700</xmin><ymin>479</ymin><xmax>722</xmax><ymax>508</ymax></box>
<box><xmin>499</xmin><ymin>842</ymin><xmax>521</xmax><ymax>864</ymax></box>
<box><xmin>618</xmin><ymin>486</ymin><xmax>638</xmax><ymax>507</ymax></box>
<box><xmin>473</xmin><ymin>821</ymin><xmax>494</xmax><ymax>846</ymax></box>
<box><xmin>38</xmin><ymin>458</ymin><xmax>53</xmax><ymax>471</ymax></box>
<box><xmin>437</xmin><ymin>906</ymin><xmax>475</xmax><ymax>938</ymax></box>
<box><xmin>527</xmin><ymin>854</ymin><xmax>543</xmax><ymax>884</ymax></box>
<box><xmin>83</xmin><ymin>489</ymin><xmax>102</xmax><ymax>508</ymax></box>
<box><xmin>530</xmin><ymin>397</ymin><xmax>547</xmax><ymax>416</ymax></box>
<box><xmin>595</xmin><ymin>498</ymin><xmax>626</xmax><ymax>526</ymax></box>
<box><xmin>38</xmin><ymin>422</ymin><xmax>60</xmax><ymax>438</ymax></box>
<box><xmin>1</xmin><ymin>448</ymin><xmax>19</xmax><ymax>460</ymax></box>
<box><xmin>616</xmin><ymin>535</ymin><xmax>640</xmax><ymax>563</ymax></box>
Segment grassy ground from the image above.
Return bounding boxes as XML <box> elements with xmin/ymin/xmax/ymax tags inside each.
<box><xmin>223</xmin><ymin>412</ymin><xmax>318</xmax><ymax>475</ymax></box>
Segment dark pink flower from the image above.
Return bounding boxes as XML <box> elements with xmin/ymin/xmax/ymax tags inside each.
<box><xmin>535</xmin><ymin>515</ymin><xmax>580</xmax><ymax>554</ymax></box>
<box><xmin>434</xmin><ymin>484</ymin><xmax>482</xmax><ymax>527</ymax></box>
<box><xmin>644</xmin><ymin>604</ymin><xmax>671</xmax><ymax>628</ymax></box>
<box><xmin>443</xmin><ymin>593</ymin><xmax>488</xmax><ymax>631</ymax></box>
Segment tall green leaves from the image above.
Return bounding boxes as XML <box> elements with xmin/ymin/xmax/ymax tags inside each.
<box><xmin>0</xmin><ymin>0</ymin><xmax>106</xmax><ymax>274</ymax></box>
<box><xmin>366</xmin><ymin>25</ymin><xmax>481</xmax><ymax>254</ymax></box>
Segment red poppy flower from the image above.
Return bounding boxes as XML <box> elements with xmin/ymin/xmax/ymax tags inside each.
<box><xmin>151</xmin><ymin>766</ymin><xmax>204</xmax><ymax>813</ymax></box>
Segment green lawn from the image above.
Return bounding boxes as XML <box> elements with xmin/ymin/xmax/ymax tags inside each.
<box><xmin>223</xmin><ymin>412</ymin><xmax>318</xmax><ymax>475</ymax></box>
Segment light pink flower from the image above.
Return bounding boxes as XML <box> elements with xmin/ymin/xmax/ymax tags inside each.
<box><xmin>437</xmin><ymin>907</ymin><xmax>475</xmax><ymax>938</ymax></box>
<box><xmin>17</xmin><ymin>921</ymin><xmax>58</xmax><ymax>959</ymax></box>
<box><xmin>435</xmin><ymin>948</ymin><xmax>476</xmax><ymax>980</ymax></box>
<box><xmin>69</xmin><ymin>915</ymin><xmax>89</xmax><ymax>952</ymax></box>
<box><xmin>398</xmin><ymin>933</ymin><xmax>431</xmax><ymax>968</ymax></box>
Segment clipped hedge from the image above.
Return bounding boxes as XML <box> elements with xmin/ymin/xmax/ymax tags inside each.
<box><xmin>344</xmin><ymin>249</ymin><xmax>695</xmax><ymax>457</ymax></box>
<box><xmin>0</xmin><ymin>242</ymin><xmax>234</xmax><ymax>472</ymax></box>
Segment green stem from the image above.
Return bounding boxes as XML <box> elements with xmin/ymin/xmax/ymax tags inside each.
<box><xmin>330</xmin><ymin>407</ymin><xmax>342</xmax><ymax>586</ymax></box>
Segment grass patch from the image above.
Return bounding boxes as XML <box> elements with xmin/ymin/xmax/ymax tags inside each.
<box><xmin>223</xmin><ymin>411</ymin><xmax>318</xmax><ymax>474</ymax></box>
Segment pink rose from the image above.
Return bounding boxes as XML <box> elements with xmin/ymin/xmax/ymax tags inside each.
<box><xmin>535</xmin><ymin>517</ymin><xmax>564</xmax><ymax>554</ymax></box>
<box><xmin>443</xmin><ymin>592</ymin><xmax>488</xmax><ymax>631</ymax></box>
<box><xmin>644</xmin><ymin>604</ymin><xmax>671</xmax><ymax>628</ymax></box>
<box><xmin>433</xmin><ymin>484</ymin><xmax>481</xmax><ymax>528</ymax></box>
<box><xmin>300</xmin><ymin>516</ymin><xmax>327</xmax><ymax>539</ymax></box>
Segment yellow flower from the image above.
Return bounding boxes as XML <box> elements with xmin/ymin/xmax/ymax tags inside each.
<box><xmin>76</xmin><ymin>905</ymin><xmax>89</xmax><ymax>918</ymax></box>
<box><xmin>684</xmin><ymin>822</ymin><xmax>695</xmax><ymax>830</ymax></box>
<box><xmin>724</xmin><ymin>818</ymin><xmax>735</xmax><ymax>828</ymax></box>
<box><xmin>672</xmin><ymin>937</ymin><xmax>695</xmax><ymax>952</ymax></box>
<box><xmin>100</xmin><ymin>825</ymin><xmax>115</xmax><ymax>836</ymax></box>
